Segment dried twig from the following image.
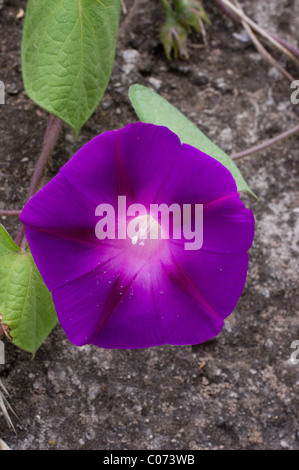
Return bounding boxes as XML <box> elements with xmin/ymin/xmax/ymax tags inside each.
<box><xmin>198</xmin><ymin>16</ymin><xmax>208</xmax><ymax>46</ymax></box>
<box><xmin>233</xmin><ymin>0</ymin><xmax>294</xmax><ymax>82</ymax></box>
<box><xmin>215</xmin><ymin>0</ymin><xmax>299</xmax><ymax>66</ymax></box>
<box><xmin>214</xmin><ymin>0</ymin><xmax>299</xmax><ymax>60</ymax></box>
<box><xmin>0</xmin><ymin>380</ymin><xmax>17</xmax><ymax>434</ymax></box>
<box><xmin>0</xmin><ymin>439</ymin><xmax>11</xmax><ymax>450</ymax></box>
<box><xmin>121</xmin><ymin>0</ymin><xmax>127</xmax><ymax>15</ymax></box>
<box><xmin>242</xmin><ymin>22</ymin><xmax>294</xmax><ymax>82</ymax></box>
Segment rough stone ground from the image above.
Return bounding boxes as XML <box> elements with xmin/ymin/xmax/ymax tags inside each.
<box><xmin>0</xmin><ymin>0</ymin><xmax>298</xmax><ymax>450</ymax></box>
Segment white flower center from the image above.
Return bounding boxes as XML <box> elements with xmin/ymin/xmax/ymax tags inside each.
<box><xmin>129</xmin><ymin>214</ymin><xmax>162</xmax><ymax>246</ymax></box>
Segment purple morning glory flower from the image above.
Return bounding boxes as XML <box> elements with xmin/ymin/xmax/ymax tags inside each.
<box><xmin>20</xmin><ymin>122</ymin><xmax>254</xmax><ymax>349</ymax></box>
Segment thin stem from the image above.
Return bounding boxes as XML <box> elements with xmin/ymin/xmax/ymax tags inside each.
<box><xmin>26</xmin><ymin>115</ymin><xmax>63</xmax><ymax>201</ymax></box>
<box><xmin>14</xmin><ymin>221</ymin><xmax>25</xmax><ymax>248</ymax></box>
<box><xmin>0</xmin><ymin>210</ymin><xmax>22</xmax><ymax>217</ymax></box>
<box><xmin>14</xmin><ymin>114</ymin><xmax>63</xmax><ymax>249</ymax></box>
<box><xmin>270</xmin><ymin>33</ymin><xmax>299</xmax><ymax>61</ymax></box>
<box><xmin>231</xmin><ymin>124</ymin><xmax>299</xmax><ymax>160</ymax></box>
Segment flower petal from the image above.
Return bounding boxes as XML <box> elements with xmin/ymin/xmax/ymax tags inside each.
<box><xmin>169</xmin><ymin>193</ymin><xmax>255</xmax><ymax>254</ymax></box>
<box><xmin>59</xmin><ymin>130</ymin><xmax>120</xmax><ymax>207</ymax></box>
<box><xmin>59</xmin><ymin>122</ymin><xmax>182</xmax><ymax>207</ymax></box>
<box><xmin>113</xmin><ymin>122</ymin><xmax>182</xmax><ymax>205</ymax></box>
<box><xmin>168</xmin><ymin>244</ymin><xmax>250</xmax><ymax>320</ymax></box>
<box><xmin>53</xmin><ymin>250</ymin><xmax>226</xmax><ymax>349</ymax></box>
<box><xmin>201</xmin><ymin>194</ymin><xmax>255</xmax><ymax>253</ymax></box>
<box><xmin>21</xmin><ymin>172</ymin><xmax>122</xmax><ymax>291</ymax></box>
<box><xmin>154</xmin><ymin>143</ymin><xmax>238</xmax><ymax>205</ymax></box>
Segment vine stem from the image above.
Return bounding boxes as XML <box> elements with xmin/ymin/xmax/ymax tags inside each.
<box><xmin>0</xmin><ymin>210</ymin><xmax>22</xmax><ymax>217</ymax></box>
<box><xmin>26</xmin><ymin>115</ymin><xmax>63</xmax><ymax>200</ymax></box>
<box><xmin>14</xmin><ymin>114</ymin><xmax>63</xmax><ymax>250</ymax></box>
<box><xmin>231</xmin><ymin>124</ymin><xmax>299</xmax><ymax>160</ymax></box>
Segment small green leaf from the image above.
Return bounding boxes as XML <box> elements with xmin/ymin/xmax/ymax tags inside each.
<box><xmin>22</xmin><ymin>0</ymin><xmax>121</xmax><ymax>135</ymax></box>
<box><xmin>129</xmin><ymin>84</ymin><xmax>254</xmax><ymax>196</ymax></box>
<box><xmin>0</xmin><ymin>226</ymin><xmax>57</xmax><ymax>354</ymax></box>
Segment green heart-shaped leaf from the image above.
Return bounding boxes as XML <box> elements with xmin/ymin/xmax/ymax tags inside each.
<box><xmin>22</xmin><ymin>0</ymin><xmax>121</xmax><ymax>135</ymax></box>
<box><xmin>0</xmin><ymin>226</ymin><xmax>57</xmax><ymax>354</ymax></box>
